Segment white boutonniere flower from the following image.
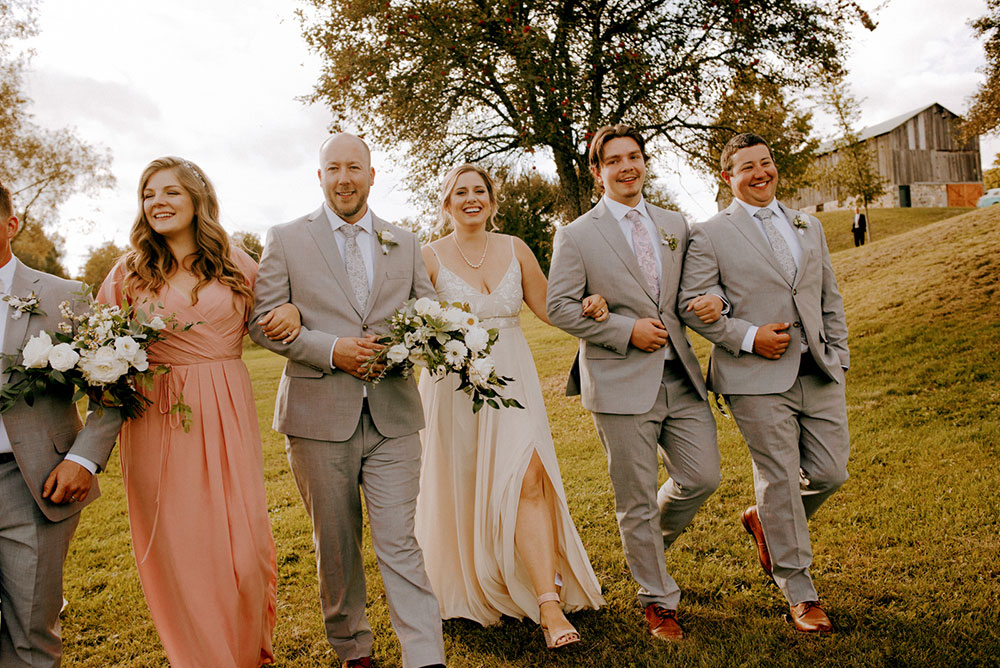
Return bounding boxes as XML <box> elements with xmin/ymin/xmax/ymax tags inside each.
<box><xmin>792</xmin><ymin>216</ymin><xmax>810</xmax><ymax>235</ymax></box>
<box><xmin>376</xmin><ymin>229</ymin><xmax>397</xmax><ymax>255</ymax></box>
<box><xmin>2</xmin><ymin>292</ymin><xmax>45</xmax><ymax>320</ymax></box>
<box><xmin>659</xmin><ymin>229</ymin><xmax>678</xmax><ymax>251</ymax></box>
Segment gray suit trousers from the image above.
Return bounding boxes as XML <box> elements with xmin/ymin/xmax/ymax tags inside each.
<box><xmin>727</xmin><ymin>371</ymin><xmax>849</xmax><ymax>605</ymax></box>
<box><xmin>285</xmin><ymin>414</ymin><xmax>444</xmax><ymax>668</ymax></box>
<box><xmin>0</xmin><ymin>459</ymin><xmax>79</xmax><ymax>668</ymax></box>
<box><xmin>592</xmin><ymin>362</ymin><xmax>719</xmax><ymax>609</ymax></box>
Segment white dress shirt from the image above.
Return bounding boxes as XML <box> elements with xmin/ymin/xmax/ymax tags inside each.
<box><xmin>732</xmin><ymin>198</ymin><xmax>807</xmax><ymax>355</ymax></box>
<box><xmin>602</xmin><ymin>195</ymin><xmax>676</xmax><ymax>360</ymax></box>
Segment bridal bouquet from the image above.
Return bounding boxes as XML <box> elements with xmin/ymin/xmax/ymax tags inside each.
<box><xmin>0</xmin><ymin>294</ymin><xmax>194</xmax><ymax>430</ymax></box>
<box><xmin>362</xmin><ymin>297</ymin><xmax>523</xmax><ymax>413</ymax></box>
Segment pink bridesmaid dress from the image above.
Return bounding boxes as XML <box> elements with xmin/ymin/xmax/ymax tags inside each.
<box><xmin>97</xmin><ymin>248</ymin><xmax>276</xmax><ymax>667</ymax></box>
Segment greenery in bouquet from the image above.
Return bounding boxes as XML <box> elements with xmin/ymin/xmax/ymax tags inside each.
<box><xmin>363</xmin><ymin>297</ymin><xmax>524</xmax><ymax>413</ymax></box>
<box><xmin>0</xmin><ymin>291</ymin><xmax>195</xmax><ymax>431</ymax></box>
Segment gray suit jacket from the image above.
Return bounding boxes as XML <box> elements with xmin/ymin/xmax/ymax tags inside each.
<box><xmin>546</xmin><ymin>200</ymin><xmax>708</xmax><ymax>415</ymax></box>
<box><xmin>249</xmin><ymin>207</ymin><xmax>435</xmax><ymax>442</ymax></box>
<box><xmin>2</xmin><ymin>262</ymin><xmax>121</xmax><ymax>522</ymax></box>
<box><xmin>678</xmin><ymin>200</ymin><xmax>849</xmax><ymax>395</ymax></box>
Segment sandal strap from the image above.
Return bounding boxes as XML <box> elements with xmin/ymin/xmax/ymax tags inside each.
<box><xmin>536</xmin><ymin>592</ymin><xmax>561</xmax><ymax>606</ymax></box>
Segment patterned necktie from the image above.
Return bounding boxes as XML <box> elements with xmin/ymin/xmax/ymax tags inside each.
<box><xmin>626</xmin><ymin>209</ymin><xmax>660</xmax><ymax>301</ymax></box>
<box><xmin>755</xmin><ymin>208</ymin><xmax>796</xmax><ymax>282</ymax></box>
<box><xmin>340</xmin><ymin>224</ymin><xmax>369</xmax><ymax>310</ymax></box>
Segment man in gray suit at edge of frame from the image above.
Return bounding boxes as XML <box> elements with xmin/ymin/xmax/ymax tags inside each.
<box><xmin>546</xmin><ymin>124</ymin><xmax>724</xmax><ymax>642</ymax></box>
<box><xmin>0</xmin><ymin>180</ymin><xmax>122</xmax><ymax>668</ymax></box>
<box><xmin>679</xmin><ymin>132</ymin><xmax>850</xmax><ymax>634</ymax></box>
<box><xmin>248</xmin><ymin>134</ymin><xmax>445</xmax><ymax>668</ymax></box>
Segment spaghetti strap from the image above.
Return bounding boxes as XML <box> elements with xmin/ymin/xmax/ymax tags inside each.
<box><xmin>428</xmin><ymin>243</ymin><xmax>442</xmax><ymax>261</ymax></box>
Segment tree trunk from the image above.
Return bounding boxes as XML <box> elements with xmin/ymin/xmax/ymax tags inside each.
<box><xmin>863</xmin><ymin>202</ymin><xmax>873</xmax><ymax>242</ymax></box>
<box><xmin>551</xmin><ymin>146</ymin><xmax>593</xmax><ymax>220</ymax></box>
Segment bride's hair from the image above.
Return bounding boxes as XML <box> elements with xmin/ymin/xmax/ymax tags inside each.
<box><xmin>123</xmin><ymin>156</ymin><xmax>253</xmax><ymax>309</ymax></box>
<box><xmin>436</xmin><ymin>163</ymin><xmax>499</xmax><ymax>234</ymax></box>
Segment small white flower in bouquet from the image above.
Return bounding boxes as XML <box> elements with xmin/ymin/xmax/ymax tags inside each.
<box><xmin>0</xmin><ymin>289</ymin><xmax>196</xmax><ymax>431</ymax></box>
<box><xmin>362</xmin><ymin>298</ymin><xmax>523</xmax><ymax>413</ymax></box>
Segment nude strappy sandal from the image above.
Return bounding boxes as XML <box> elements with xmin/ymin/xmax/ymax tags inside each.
<box><xmin>537</xmin><ymin>592</ymin><xmax>581</xmax><ymax>649</ymax></box>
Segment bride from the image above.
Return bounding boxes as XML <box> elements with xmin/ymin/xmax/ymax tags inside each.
<box><xmin>414</xmin><ymin>163</ymin><xmax>607</xmax><ymax>649</ymax></box>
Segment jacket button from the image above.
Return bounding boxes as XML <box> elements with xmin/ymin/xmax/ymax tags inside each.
<box><xmin>793</xmin><ymin>322</ymin><xmax>801</xmax><ymax>328</ymax></box>
<box><xmin>362</xmin><ymin>324</ymin><xmax>369</xmax><ymax>331</ymax></box>
<box><xmin>792</xmin><ymin>288</ymin><xmax>797</xmax><ymax>295</ymax></box>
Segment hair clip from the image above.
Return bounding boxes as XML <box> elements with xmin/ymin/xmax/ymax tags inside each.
<box><xmin>183</xmin><ymin>161</ymin><xmax>207</xmax><ymax>187</ymax></box>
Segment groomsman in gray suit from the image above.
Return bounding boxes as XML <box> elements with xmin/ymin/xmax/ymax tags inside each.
<box><xmin>249</xmin><ymin>134</ymin><xmax>445</xmax><ymax>668</ymax></box>
<box><xmin>547</xmin><ymin>125</ymin><xmax>722</xmax><ymax>641</ymax></box>
<box><xmin>0</xmin><ymin>181</ymin><xmax>121</xmax><ymax>667</ymax></box>
<box><xmin>679</xmin><ymin>133</ymin><xmax>850</xmax><ymax>633</ymax></box>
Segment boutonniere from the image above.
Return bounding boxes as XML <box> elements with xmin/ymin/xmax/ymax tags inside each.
<box><xmin>792</xmin><ymin>216</ymin><xmax>810</xmax><ymax>234</ymax></box>
<box><xmin>375</xmin><ymin>229</ymin><xmax>397</xmax><ymax>255</ymax></box>
<box><xmin>659</xmin><ymin>229</ymin><xmax>678</xmax><ymax>251</ymax></box>
<box><xmin>2</xmin><ymin>292</ymin><xmax>45</xmax><ymax>320</ymax></box>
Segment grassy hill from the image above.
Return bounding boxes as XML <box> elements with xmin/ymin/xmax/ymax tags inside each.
<box><xmin>814</xmin><ymin>206</ymin><xmax>973</xmax><ymax>253</ymax></box>
<box><xmin>60</xmin><ymin>208</ymin><xmax>999</xmax><ymax>666</ymax></box>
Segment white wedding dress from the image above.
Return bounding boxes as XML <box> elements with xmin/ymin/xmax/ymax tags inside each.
<box><xmin>415</xmin><ymin>238</ymin><xmax>604</xmax><ymax>626</ymax></box>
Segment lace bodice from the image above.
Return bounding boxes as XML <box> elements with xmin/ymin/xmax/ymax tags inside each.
<box><xmin>430</xmin><ymin>237</ymin><xmax>523</xmax><ymax>326</ymax></box>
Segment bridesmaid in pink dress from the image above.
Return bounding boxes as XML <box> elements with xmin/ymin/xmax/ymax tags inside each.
<box><xmin>97</xmin><ymin>157</ymin><xmax>299</xmax><ymax>667</ymax></box>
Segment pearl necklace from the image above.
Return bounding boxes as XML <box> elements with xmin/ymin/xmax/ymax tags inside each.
<box><xmin>453</xmin><ymin>233</ymin><xmax>490</xmax><ymax>269</ymax></box>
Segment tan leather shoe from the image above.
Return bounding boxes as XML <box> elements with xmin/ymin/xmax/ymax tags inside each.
<box><xmin>644</xmin><ymin>604</ymin><xmax>684</xmax><ymax>641</ymax></box>
<box><xmin>788</xmin><ymin>601</ymin><xmax>833</xmax><ymax>633</ymax></box>
<box><xmin>740</xmin><ymin>506</ymin><xmax>772</xmax><ymax>576</ymax></box>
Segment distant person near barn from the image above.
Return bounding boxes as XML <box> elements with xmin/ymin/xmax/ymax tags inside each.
<box><xmin>852</xmin><ymin>207</ymin><xmax>867</xmax><ymax>246</ymax></box>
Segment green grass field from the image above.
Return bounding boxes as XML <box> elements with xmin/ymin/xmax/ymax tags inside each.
<box><xmin>59</xmin><ymin>207</ymin><xmax>999</xmax><ymax>666</ymax></box>
<box><xmin>814</xmin><ymin>207</ymin><xmax>973</xmax><ymax>254</ymax></box>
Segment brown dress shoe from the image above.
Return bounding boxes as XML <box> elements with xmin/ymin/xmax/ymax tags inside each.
<box><xmin>644</xmin><ymin>604</ymin><xmax>684</xmax><ymax>641</ymax></box>
<box><xmin>740</xmin><ymin>506</ymin><xmax>772</xmax><ymax>576</ymax></box>
<box><xmin>788</xmin><ymin>601</ymin><xmax>833</xmax><ymax>633</ymax></box>
<box><xmin>343</xmin><ymin>658</ymin><xmax>372</xmax><ymax>668</ymax></box>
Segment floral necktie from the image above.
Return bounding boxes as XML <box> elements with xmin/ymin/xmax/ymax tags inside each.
<box><xmin>626</xmin><ymin>209</ymin><xmax>659</xmax><ymax>302</ymax></box>
<box><xmin>340</xmin><ymin>224</ymin><xmax>369</xmax><ymax>311</ymax></box>
<box><xmin>755</xmin><ymin>208</ymin><xmax>796</xmax><ymax>282</ymax></box>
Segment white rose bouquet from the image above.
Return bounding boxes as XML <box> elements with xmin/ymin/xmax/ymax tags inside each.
<box><xmin>0</xmin><ymin>292</ymin><xmax>195</xmax><ymax>430</ymax></box>
<box><xmin>362</xmin><ymin>297</ymin><xmax>523</xmax><ymax>413</ymax></box>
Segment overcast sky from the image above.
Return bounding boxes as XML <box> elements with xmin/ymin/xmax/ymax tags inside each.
<box><xmin>21</xmin><ymin>0</ymin><xmax>996</xmax><ymax>274</ymax></box>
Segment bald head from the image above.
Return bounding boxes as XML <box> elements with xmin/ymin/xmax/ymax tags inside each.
<box><xmin>318</xmin><ymin>133</ymin><xmax>375</xmax><ymax>224</ymax></box>
<box><xmin>319</xmin><ymin>133</ymin><xmax>372</xmax><ymax>168</ymax></box>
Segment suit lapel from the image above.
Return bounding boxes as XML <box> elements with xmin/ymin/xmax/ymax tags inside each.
<box><xmin>306</xmin><ymin>207</ymin><xmax>364</xmax><ymax>318</ymax></box>
<box><xmin>591</xmin><ymin>202</ymin><xmax>658</xmax><ymax>304</ymax></box>
<box><xmin>366</xmin><ymin>215</ymin><xmax>390</xmax><ymax>319</ymax></box>
<box><xmin>778</xmin><ymin>202</ymin><xmax>816</xmax><ymax>287</ymax></box>
<box><xmin>2</xmin><ymin>264</ymin><xmax>41</xmax><ymax>367</ymax></box>
<box><xmin>725</xmin><ymin>201</ymin><xmax>794</xmax><ymax>287</ymax></box>
<box><xmin>649</xmin><ymin>207</ymin><xmax>678</xmax><ymax>308</ymax></box>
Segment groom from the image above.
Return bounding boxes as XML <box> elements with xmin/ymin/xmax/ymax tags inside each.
<box><xmin>547</xmin><ymin>124</ymin><xmax>721</xmax><ymax>641</ymax></box>
<box><xmin>249</xmin><ymin>134</ymin><xmax>445</xmax><ymax>668</ymax></box>
<box><xmin>0</xmin><ymin>181</ymin><xmax>121</xmax><ymax>667</ymax></box>
<box><xmin>679</xmin><ymin>133</ymin><xmax>850</xmax><ymax>633</ymax></box>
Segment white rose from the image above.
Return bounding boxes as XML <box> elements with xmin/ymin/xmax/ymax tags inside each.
<box><xmin>131</xmin><ymin>348</ymin><xmax>149</xmax><ymax>372</ymax></box>
<box><xmin>79</xmin><ymin>346</ymin><xmax>130</xmax><ymax>385</ymax></box>
<box><xmin>441</xmin><ymin>307</ymin><xmax>467</xmax><ymax>331</ymax></box>
<box><xmin>47</xmin><ymin>343</ymin><xmax>80</xmax><ymax>372</ymax></box>
<box><xmin>387</xmin><ymin>344</ymin><xmax>410</xmax><ymax>364</ymax></box>
<box><xmin>114</xmin><ymin>336</ymin><xmax>141</xmax><ymax>362</ymax></box>
<box><xmin>413</xmin><ymin>297</ymin><xmax>442</xmax><ymax>318</ymax></box>
<box><xmin>380</xmin><ymin>230</ymin><xmax>394</xmax><ymax>243</ymax></box>
<box><xmin>443</xmin><ymin>340</ymin><xmax>468</xmax><ymax>368</ymax></box>
<box><xmin>464</xmin><ymin>326</ymin><xmax>490</xmax><ymax>354</ymax></box>
<box><xmin>148</xmin><ymin>315</ymin><xmax>166</xmax><ymax>331</ymax></box>
<box><xmin>22</xmin><ymin>332</ymin><xmax>54</xmax><ymax>368</ymax></box>
<box><xmin>469</xmin><ymin>356</ymin><xmax>495</xmax><ymax>387</ymax></box>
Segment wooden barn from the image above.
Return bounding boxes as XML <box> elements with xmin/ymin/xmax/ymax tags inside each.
<box><xmin>785</xmin><ymin>103</ymin><xmax>983</xmax><ymax>212</ymax></box>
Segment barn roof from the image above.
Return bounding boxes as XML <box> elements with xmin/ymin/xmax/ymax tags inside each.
<box><xmin>817</xmin><ymin>102</ymin><xmax>959</xmax><ymax>154</ymax></box>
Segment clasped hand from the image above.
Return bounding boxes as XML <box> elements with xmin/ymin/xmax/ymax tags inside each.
<box><xmin>334</xmin><ymin>336</ymin><xmax>385</xmax><ymax>380</ymax></box>
<box><xmin>42</xmin><ymin>460</ymin><xmax>92</xmax><ymax>505</ymax></box>
<box><xmin>753</xmin><ymin>322</ymin><xmax>791</xmax><ymax>359</ymax></box>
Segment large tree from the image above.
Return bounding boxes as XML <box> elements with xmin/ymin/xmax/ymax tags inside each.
<box><xmin>300</xmin><ymin>0</ymin><xmax>875</xmax><ymax>217</ymax></box>
<box><xmin>0</xmin><ymin>0</ymin><xmax>115</xmax><ymax>275</ymax></box>
<box><xmin>962</xmin><ymin>0</ymin><xmax>1000</xmax><ymax>141</ymax></box>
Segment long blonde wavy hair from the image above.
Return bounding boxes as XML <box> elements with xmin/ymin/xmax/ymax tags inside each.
<box><xmin>123</xmin><ymin>157</ymin><xmax>253</xmax><ymax>309</ymax></box>
<box><xmin>435</xmin><ymin>163</ymin><xmax>500</xmax><ymax>235</ymax></box>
